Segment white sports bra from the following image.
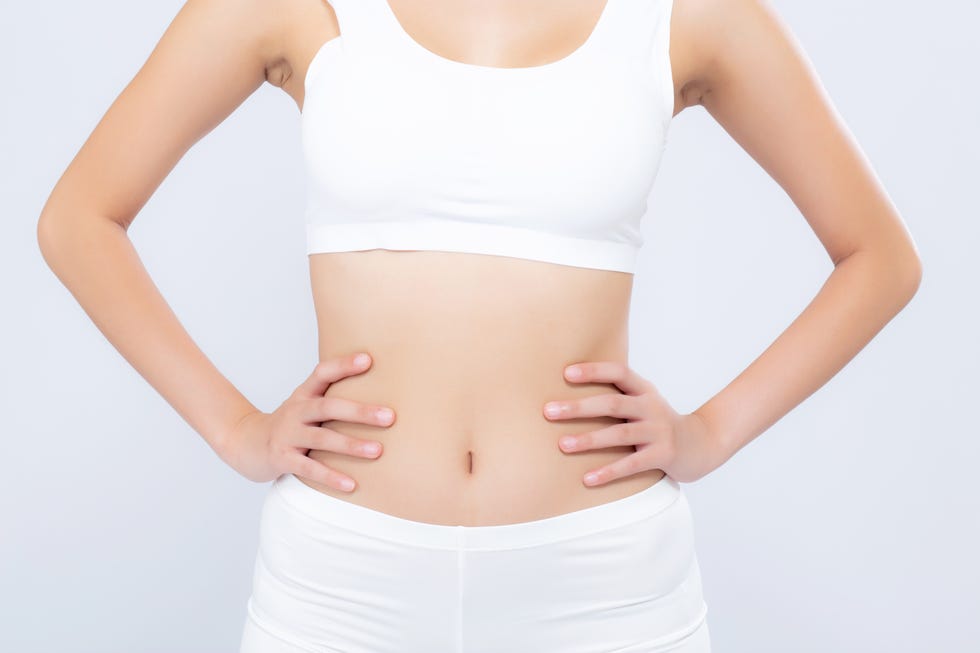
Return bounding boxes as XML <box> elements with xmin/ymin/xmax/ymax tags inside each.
<box><xmin>301</xmin><ymin>0</ymin><xmax>676</xmax><ymax>273</ymax></box>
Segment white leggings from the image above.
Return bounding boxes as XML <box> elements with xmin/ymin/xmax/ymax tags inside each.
<box><xmin>240</xmin><ymin>472</ymin><xmax>711</xmax><ymax>653</ymax></box>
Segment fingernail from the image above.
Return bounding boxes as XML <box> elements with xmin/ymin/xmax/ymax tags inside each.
<box><xmin>560</xmin><ymin>436</ymin><xmax>576</xmax><ymax>450</ymax></box>
<box><xmin>544</xmin><ymin>403</ymin><xmax>562</xmax><ymax>417</ymax></box>
<box><xmin>565</xmin><ymin>366</ymin><xmax>581</xmax><ymax>379</ymax></box>
<box><xmin>363</xmin><ymin>442</ymin><xmax>380</xmax><ymax>455</ymax></box>
<box><xmin>377</xmin><ymin>408</ymin><xmax>393</xmax><ymax>422</ymax></box>
<box><xmin>354</xmin><ymin>353</ymin><xmax>370</xmax><ymax>366</ymax></box>
<box><xmin>584</xmin><ymin>472</ymin><xmax>599</xmax><ymax>485</ymax></box>
<box><xmin>340</xmin><ymin>478</ymin><xmax>355</xmax><ymax>491</ymax></box>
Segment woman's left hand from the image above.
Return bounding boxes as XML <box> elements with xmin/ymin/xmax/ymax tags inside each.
<box><xmin>544</xmin><ymin>361</ymin><xmax>729</xmax><ymax>485</ymax></box>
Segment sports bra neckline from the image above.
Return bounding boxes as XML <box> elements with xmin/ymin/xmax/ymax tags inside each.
<box><xmin>300</xmin><ymin>0</ymin><xmax>677</xmax><ymax>274</ymax></box>
<box><xmin>375</xmin><ymin>0</ymin><xmax>616</xmax><ymax>74</ymax></box>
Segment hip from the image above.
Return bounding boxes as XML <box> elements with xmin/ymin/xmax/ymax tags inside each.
<box><xmin>241</xmin><ymin>469</ymin><xmax>710</xmax><ymax>653</ymax></box>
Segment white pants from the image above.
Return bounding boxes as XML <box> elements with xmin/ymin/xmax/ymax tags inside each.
<box><xmin>240</xmin><ymin>472</ymin><xmax>711</xmax><ymax>653</ymax></box>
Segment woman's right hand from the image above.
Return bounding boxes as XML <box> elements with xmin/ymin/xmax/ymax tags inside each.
<box><xmin>218</xmin><ymin>352</ymin><xmax>394</xmax><ymax>491</ymax></box>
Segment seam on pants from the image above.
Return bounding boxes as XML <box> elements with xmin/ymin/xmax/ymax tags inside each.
<box><xmin>601</xmin><ymin>601</ymin><xmax>709</xmax><ymax>653</ymax></box>
<box><xmin>456</xmin><ymin>525</ymin><xmax>464</xmax><ymax>653</ymax></box>
<box><xmin>245</xmin><ymin>599</ymin><xmax>334</xmax><ymax>653</ymax></box>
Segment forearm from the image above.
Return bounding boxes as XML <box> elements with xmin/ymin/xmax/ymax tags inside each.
<box><xmin>37</xmin><ymin>214</ymin><xmax>258</xmax><ymax>457</ymax></box>
<box><xmin>694</xmin><ymin>247</ymin><xmax>922</xmax><ymax>465</ymax></box>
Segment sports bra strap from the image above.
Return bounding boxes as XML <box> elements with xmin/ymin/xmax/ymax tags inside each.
<box><xmin>320</xmin><ymin>0</ymin><xmax>400</xmax><ymax>61</ymax></box>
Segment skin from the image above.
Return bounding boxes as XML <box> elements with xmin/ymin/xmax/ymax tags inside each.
<box><xmin>38</xmin><ymin>0</ymin><xmax>921</xmax><ymax>526</ymax></box>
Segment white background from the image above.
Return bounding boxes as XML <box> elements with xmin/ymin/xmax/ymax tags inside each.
<box><xmin>2</xmin><ymin>0</ymin><xmax>977</xmax><ymax>651</ymax></box>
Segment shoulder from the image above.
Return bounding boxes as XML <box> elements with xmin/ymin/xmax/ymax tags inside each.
<box><xmin>176</xmin><ymin>0</ymin><xmax>318</xmax><ymax>84</ymax></box>
<box><xmin>259</xmin><ymin>0</ymin><xmax>342</xmax><ymax>91</ymax></box>
<box><xmin>669</xmin><ymin>0</ymin><xmax>790</xmax><ymax>108</ymax></box>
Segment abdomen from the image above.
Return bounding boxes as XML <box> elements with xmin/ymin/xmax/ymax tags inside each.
<box><xmin>303</xmin><ymin>249</ymin><xmax>666</xmax><ymax>526</ymax></box>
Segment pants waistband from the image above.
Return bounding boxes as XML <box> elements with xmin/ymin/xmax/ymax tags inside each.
<box><xmin>273</xmin><ymin>472</ymin><xmax>683</xmax><ymax>550</ymax></box>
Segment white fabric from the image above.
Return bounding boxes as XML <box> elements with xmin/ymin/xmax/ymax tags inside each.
<box><xmin>301</xmin><ymin>0</ymin><xmax>676</xmax><ymax>273</ymax></box>
<box><xmin>239</xmin><ymin>471</ymin><xmax>711</xmax><ymax>652</ymax></box>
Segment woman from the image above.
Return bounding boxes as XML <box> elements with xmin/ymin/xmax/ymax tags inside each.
<box><xmin>37</xmin><ymin>0</ymin><xmax>922</xmax><ymax>651</ymax></box>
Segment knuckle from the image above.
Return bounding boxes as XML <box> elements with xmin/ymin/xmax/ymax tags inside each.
<box><xmin>305</xmin><ymin>427</ymin><xmax>329</xmax><ymax>451</ymax></box>
<box><xmin>295</xmin><ymin>456</ymin><xmax>317</xmax><ymax>479</ymax></box>
<box><xmin>627</xmin><ymin>456</ymin><xmax>643</xmax><ymax>473</ymax></box>
<box><xmin>326</xmin><ymin>468</ymin><xmax>354</xmax><ymax>491</ymax></box>
<box><xmin>617</xmin><ymin>422</ymin><xmax>632</xmax><ymax>442</ymax></box>
<box><xmin>315</xmin><ymin>463</ymin><xmax>336</xmax><ymax>483</ymax></box>
<box><xmin>360</xmin><ymin>403</ymin><xmax>377</xmax><ymax>422</ymax></box>
<box><xmin>344</xmin><ymin>436</ymin><xmax>363</xmax><ymax>455</ymax></box>
<box><xmin>320</xmin><ymin>467</ymin><xmax>342</xmax><ymax>489</ymax></box>
<box><xmin>608</xmin><ymin>393</ymin><xmax>625</xmax><ymax>413</ymax></box>
<box><xmin>297</xmin><ymin>457</ymin><xmax>333</xmax><ymax>488</ymax></box>
<box><xmin>626</xmin><ymin>421</ymin><xmax>643</xmax><ymax>441</ymax></box>
<box><xmin>315</xmin><ymin>428</ymin><xmax>343</xmax><ymax>453</ymax></box>
<box><xmin>319</xmin><ymin>396</ymin><xmax>338</xmax><ymax>415</ymax></box>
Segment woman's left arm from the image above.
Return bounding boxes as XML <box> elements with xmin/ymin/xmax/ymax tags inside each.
<box><xmin>689</xmin><ymin>0</ymin><xmax>922</xmax><ymax>466</ymax></box>
<box><xmin>546</xmin><ymin>0</ymin><xmax>922</xmax><ymax>485</ymax></box>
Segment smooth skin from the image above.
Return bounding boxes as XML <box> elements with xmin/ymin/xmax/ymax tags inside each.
<box><xmin>37</xmin><ymin>0</ymin><xmax>921</xmax><ymax>499</ymax></box>
<box><xmin>545</xmin><ymin>0</ymin><xmax>923</xmax><ymax>487</ymax></box>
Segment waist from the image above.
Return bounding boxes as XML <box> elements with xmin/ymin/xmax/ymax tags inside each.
<box><xmin>310</xmin><ymin>248</ymin><xmax>634</xmax><ymax>426</ymax></box>
<box><xmin>304</xmin><ymin>249</ymin><xmax>664</xmax><ymax>526</ymax></box>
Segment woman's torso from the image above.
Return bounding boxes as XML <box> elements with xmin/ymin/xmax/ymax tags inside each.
<box><xmin>270</xmin><ymin>0</ymin><xmax>690</xmax><ymax>526</ymax></box>
<box><xmin>306</xmin><ymin>250</ymin><xmax>664</xmax><ymax>526</ymax></box>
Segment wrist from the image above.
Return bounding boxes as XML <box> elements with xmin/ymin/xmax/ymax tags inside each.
<box><xmin>690</xmin><ymin>410</ymin><xmax>735</xmax><ymax>469</ymax></box>
<box><xmin>213</xmin><ymin>408</ymin><xmax>261</xmax><ymax>463</ymax></box>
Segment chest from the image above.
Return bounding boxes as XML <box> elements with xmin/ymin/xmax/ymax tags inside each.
<box><xmin>302</xmin><ymin>46</ymin><xmax>669</xmax><ymax>224</ymax></box>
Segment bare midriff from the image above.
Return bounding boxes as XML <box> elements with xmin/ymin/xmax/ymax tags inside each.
<box><xmin>301</xmin><ymin>249</ymin><xmax>666</xmax><ymax>527</ymax></box>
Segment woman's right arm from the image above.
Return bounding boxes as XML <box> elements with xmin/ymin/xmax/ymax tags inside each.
<box><xmin>36</xmin><ymin>0</ymin><xmax>294</xmax><ymax>467</ymax></box>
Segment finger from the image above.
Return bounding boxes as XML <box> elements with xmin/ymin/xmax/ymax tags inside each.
<box><xmin>558</xmin><ymin>423</ymin><xmax>648</xmax><ymax>453</ymax></box>
<box><xmin>300</xmin><ymin>396</ymin><xmax>395</xmax><ymax>427</ymax></box>
<box><xmin>290</xmin><ymin>453</ymin><xmax>358</xmax><ymax>492</ymax></box>
<box><xmin>581</xmin><ymin>450</ymin><xmax>651</xmax><ymax>487</ymax></box>
<box><xmin>563</xmin><ymin>361</ymin><xmax>650</xmax><ymax>396</ymax></box>
<box><xmin>293</xmin><ymin>353</ymin><xmax>373</xmax><ymax>400</ymax></box>
<box><xmin>300</xmin><ymin>426</ymin><xmax>383</xmax><ymax>459</ymax></box>
<box><xmin>544</xmin><ymin>392</ymin><xmax>644</xmax><ymax>421</ymax></box>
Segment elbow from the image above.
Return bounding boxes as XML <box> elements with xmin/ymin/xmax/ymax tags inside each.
<box><xmin>884</xmin><ymin>248</ymin><xmax>923</xmax><ymax>314</ymax></box>
<box><xmin>36</xmin><ymin>210</ymin><xmax>80</xmax><ymax>273</ymax></box>
<box><xmin>873</xmin><ymin>248</ymin><xmax>922</xmax><ymax>306</ymax></box>
<box><xmin>842</xmin><ymin>232</ymin><xmax>924</xmax><ymax>301</ymax></box>
<box><xmin>37</xmin><ymin>210</ymin><xmax>92</xmax><ymax>276</ymax></box>
<box><xmin>36</xmin><ymin>211</ymin><xmax>64</xmax><ymax>269</ymax></box>
<box><xmin>836</xmin><ymin>240</ymin><xmax>923</xmax><ymax>308</ymax></box>
<box><xmin>891</xmin><ymin>233</ymin><xmax>923</xmax><ymax>300</ymax></box>
<box><xmin>901</xmin><ymin>251</ymin><xmax>923</xmax><ymax>299</ymax></box>
<box><xmin>37</xmin><ymin>208</ymin><xmax>124</xmax><ymax>270</ymax></box>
